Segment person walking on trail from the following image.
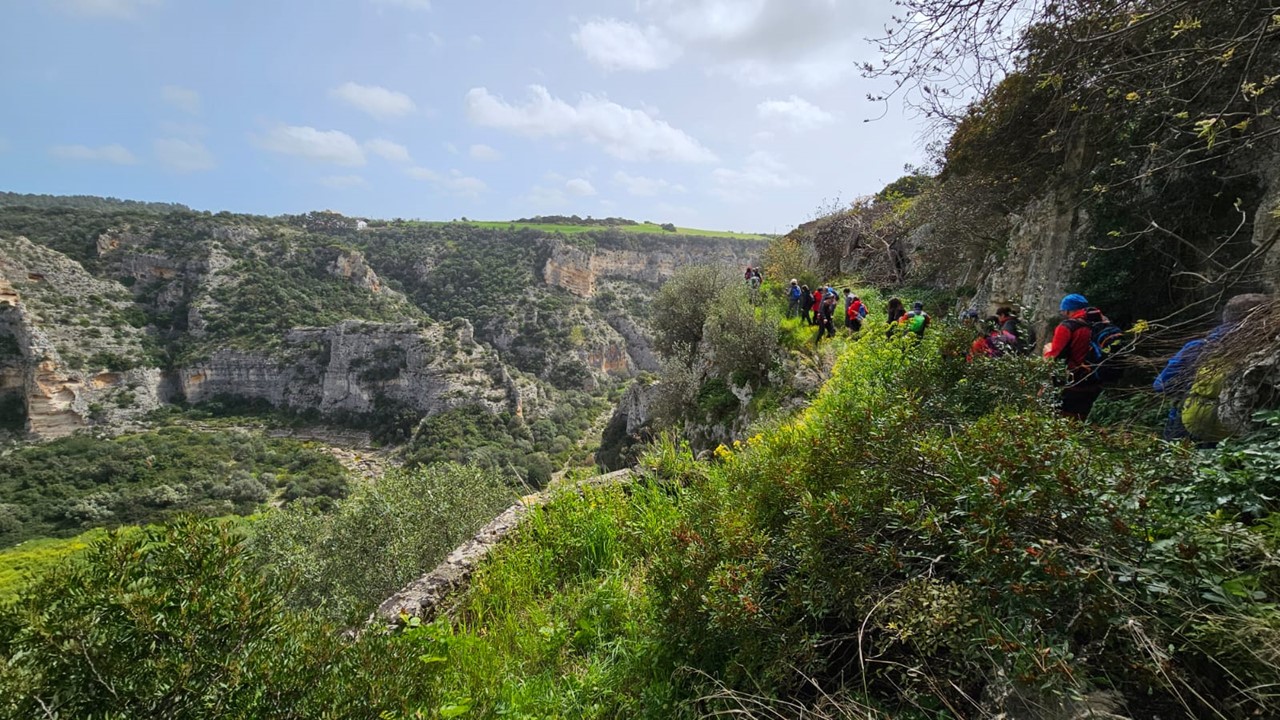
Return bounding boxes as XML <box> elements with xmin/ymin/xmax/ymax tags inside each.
<box><xmin>811</xmin><ymin>288</ymin><xmax>824</xmax><ymax>326</ymax></box>
<box><xmin>845</xmin><ymin>291</ymin><xmax>867</xmax><ymax>332</ymax></box>
<box><xmin>1155</xmin><ymin>293</ymin><xmax>1269</xmax><ymax>443</ymax></box>
<box><xmin>967</xmin><ymin>317</ymin><xmax>1018</xmax><ymax>362</ymax></box>
<box><xmin>886</xmin><ymin>298</ymin><xmax>905</xmax><ymax>324</ymax></box>
<box><xmin>815</xmin><ymin>292</ymin><xmax>838</xmax><ymax>343</ymax></box>
<box><xmin>996</xmin><ymin>306</ymin><xmax>1036</xmax><ymax>355</ymax></box>
<box><xmin>800</xmin><ymin>285</ymin><xmax>813</xmax><ymax>325</ymax></box>
<box><xmin>900</xmin><ymin>301</ymin><xmax>931</xmax><ymax>337</ymax></box>
<box><xmin>1044</xmin><ymin>293</ymin><xmax>1104</xmax><ymax>421</ymax></box>
<box><xmin>787</xmin><ymin>279</ymin><xmax>802</xmax><ymax>318</ymax></box>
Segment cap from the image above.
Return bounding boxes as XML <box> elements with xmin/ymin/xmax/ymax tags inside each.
<box><xmin>1059</xmin><ymin>294</ymin><xmax>1089</xmax><ymax>312</ymax></box>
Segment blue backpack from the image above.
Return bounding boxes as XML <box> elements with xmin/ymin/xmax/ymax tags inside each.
<box><xmin>1062</xmin><ymin>308</ymin><xmax>1127</xmax><ymax>382</ymax></box>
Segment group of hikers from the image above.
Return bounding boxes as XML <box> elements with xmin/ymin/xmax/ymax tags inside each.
<box><xmin>784</xmin><ymin>278</ymin><xmax>932</xmax><ymax>342</ymax></box>
<box><xmin>766</xmin><ymin>270</ymin><xmax>1271</xmax><ymax>444</ymax></box>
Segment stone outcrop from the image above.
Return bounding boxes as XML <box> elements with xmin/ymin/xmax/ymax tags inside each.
<box><xmin>977</xmin><ymin>188</ymin><xmax>1093</xmax><ymax>338</ymax></box>
<box><xmin>372</xmin><ymin>469</ymin><xmax>634</xmax><ymax>626</ymax></box>
<box><xmin>542</xmin><ymin>237</ymin><xmax>760</xmax><ymax>298</ymax></box>
<box><xmin>181</xmin><ymin>320</ymin><xmax>517</xmax><ymax>418</ymax></box>
<box><xmin>1</xmin><ymin>236</ymin><xmax>168</xmax><ymax>439</ymax></box>
<box><xmin>327</xmin><ymin>249</ymin><xmax>383</xmax><ymax>294</ymax></box>
<box><xmin>597</xmin><ymin>381</ymin><xmax>658</xmax><ymax>471</ymax></box>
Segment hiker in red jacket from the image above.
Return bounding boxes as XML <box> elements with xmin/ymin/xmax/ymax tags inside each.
<box><xmin>1044</xmin><ymin>293</ymin><xmax>1102</xmax><ymax>420</ymax></box>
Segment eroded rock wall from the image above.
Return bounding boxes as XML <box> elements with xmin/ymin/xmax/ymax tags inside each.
<box><xmin>0</xmin><ymin>236</ymin><xmax>167</xmax><ymax>439</ymax></box>
<box><xmin>180</xmin><ymin>320</ymin><xmax>518</xmax><ymax>418</ymax></box>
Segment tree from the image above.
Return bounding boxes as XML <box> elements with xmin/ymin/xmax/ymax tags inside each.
<box><xmin>650</xmin><ymin>265</ymin><xmax>737</xmax><ymax>367</ymax></box>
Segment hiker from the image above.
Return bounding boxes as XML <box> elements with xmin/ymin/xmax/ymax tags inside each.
<box><xmin>886</xmin><ymin>298</ymin><xmax>905</xmax><ymax>325</ymax></box>
<box><xmin>1043</xmin><ymin>293</ymin><xmax>1109</xmax><ymax>421</ymax></box>
<box><xmin>1155</xmin><ymin>293</ymin><xmax>1269</xmax><ymax>443</ymax></box>
<box><xmin>744</xmin><ymin>265</ymin><xmax>755</xmax><ymax>282</ymax></box>
<box><xmin>968</xmin><ymin>317</ymin><xmax>1018</xmax><ymax>362</ymax></box>
<box><xmin>810</xmin><ymin>288</ymin><xmax>824</xmax><ymax>326</ymax></box>
<box><xmin>900</xmin><ymin>301</ymin><xmax>930</xmax><ymax>337</ymax></box>
<box><xmin>787</xmin><ymin>279</ymin><xmax>802</xmax><ymax>318</ymax></box>
<box><xmin>815</xmin><ymin>291</ymin><xmax>838</xmax><ymax>342</ymax></box>
<box><xmin>996</xmin><ymin>306</ymin><xmax>1036</xmax><ymax>355</ymax></box>
<box><xmin>799</xmin><ymin>285</ymin><xmax>813</xmax><ymax>325</ymax></box>
<box><xmin>845</xmin><ymin>292</ymin><xmax>867</xmax><ymax>332</ymax></box>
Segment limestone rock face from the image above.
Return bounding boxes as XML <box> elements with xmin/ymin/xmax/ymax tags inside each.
<box><xmin>327</xmin><ymin>249</ymin><xmax>383</xmax><ymax>293</ymax></box>
<box><xmin>180</xmin><ymin>320</ymin><xmax>517</xmax><ymax>418</ymax></box>
<box><xmin>975</xmin><ymin>189</ymin><xmax>1092</xmax><ymax>338</ymax></box>
<box><xmin>0</xmin><ymin>236</ymin><xmax>167</xmax><ymax>439</ymax></box>
<box><xmin>541</xmin><ymin>237</ymin><xmax>760</xmax><ymax>298</ymax></box>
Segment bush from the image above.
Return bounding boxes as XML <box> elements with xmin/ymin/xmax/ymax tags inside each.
<box><xmin>0</xmin><ymin>517</ymin><xmax>437</xmax><ymax>719</ymax></box>
<box><xmin>0</xmin><ymin>428</ymin><xmax>350</xmax><ymax>547</ymax></box>
<box><xmin>251</xmin><ymin>463</ymin><xmax>515</xmax><ymax>624</ymax></box>
<box><xmin>646</xmin><ymin>328</ymin><xmax>1280</xmax><ymax>717</ymax></box>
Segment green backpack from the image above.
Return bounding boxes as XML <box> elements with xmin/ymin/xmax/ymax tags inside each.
<box><xmin>905</xmin><ymin>311</ymin><xmax>929</xmax><ymax>336</ymax></box>
<box><xmin>1181</xmin><ymin>364</ymin><xmax>1231</xmax><ymax>442</ymax></box>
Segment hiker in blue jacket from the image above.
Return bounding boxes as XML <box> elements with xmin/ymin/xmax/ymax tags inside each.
<box><xmin>1154</xmin><ymin>294</ymin><xmax>1268</xmax><ymax>440</ymax></box>
<box><xmin>787</xmin><ymin>279</ymin><xmax>801</xmax><ymax>318</ymax></box>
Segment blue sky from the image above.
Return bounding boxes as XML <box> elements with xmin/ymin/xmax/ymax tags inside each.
<box><xmin>1</xmin><ymin>0</ymin><xmax>929</xmax><ymax>233</ymax></box>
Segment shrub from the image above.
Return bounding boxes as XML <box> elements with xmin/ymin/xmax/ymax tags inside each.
<box><xmin>0</xmin><ymin>517</ymin><xmax>436</xmax><ymax>719</ymax></box>
<box><xmin>251</xmin><ymin>463</ymin><xmax>515</xmax><ymax>624</ymax></box>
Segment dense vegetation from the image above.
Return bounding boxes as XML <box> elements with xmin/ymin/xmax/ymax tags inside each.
<box><xmin>252</xmin><ymin>463</ymin><xmax>514</xmax><ymax>625</ymax></box>
<box><xmin>0</xmin><ymin>427</ymin><xmax>349</xmax><ymax>547</ymax></box>
<box><xmin>2</xmin><ymin>322</ymin><xmax>1277</xmax><ymax>717</ymax></box>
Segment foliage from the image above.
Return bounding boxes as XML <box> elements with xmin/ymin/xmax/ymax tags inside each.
<box><xmin>702</xmin><ymin>285</ymin><xmax>782</xmax><ymax>389</ymax></box>
<box><xmin>648</xmin><ymin>329</ymin><xmax>1279</xmax><ymax>717</ymax></box>
<box><xmin>0</xmin><ymin>529</ymin><xmax>107</xmax><ymax>604</ymax></box>
<box><xmin>252</xmin><ymin>463</ymin><xmax>514</xmax><ymax>624</ymax></box>
<box><xmin>0</xmin><ymin>192</ymin><xmax>190</xmax><ymax>214</ymax></box>
<box><xmin>761</xmin><ymin>236</ymin><xmax>819</xmax><ymax>292</ymax></box>
<box><xmin>392</xmin><ymin>482</ymin><xmax>686</xmax><ymax>719</ymax></box>
<box><xmin>0</xmin><ymin>517</ymin><xmax>437</xmax><ymax>719</ymax></box>
<box><xmin>650</xmin><ymin>265</ymin><xmax>739</xmax><ymax>366</ymax></box>
<box><xmin>0</xmin><ymin>427</ymin><xmax>349</xmax><ymax>547</ymax></box>
<box><xmin>404</xmin><ymin>399</ymin><xmax>604</xmax><ymax>482</ymax></box>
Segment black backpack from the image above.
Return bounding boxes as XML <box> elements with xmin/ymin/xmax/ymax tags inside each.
<box><xmin>1061</xmin><ymin>308</ymin><xmax>1127</xmax><ymax>382</ymax></box>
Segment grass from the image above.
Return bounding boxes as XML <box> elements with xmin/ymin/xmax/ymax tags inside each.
<box><xmin>422</xmin><ymin>220</ymin><xmax>773</xmax><ymax>242</ymax></box>
<box><xmin>0</xmin><ymin>529</ymin><xmax>108</xmax><ymax>604</ymax></box>
<box><xmin>404</xmin><ymin>481</ymin><xmax>687</xmax><ymax>718</ymax></box>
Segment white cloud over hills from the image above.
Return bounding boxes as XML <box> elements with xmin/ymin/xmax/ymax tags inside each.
<box><xmin>465</xmin><ymin>85</ymin><xmax>716</xmax><ymax>163</ymax></box>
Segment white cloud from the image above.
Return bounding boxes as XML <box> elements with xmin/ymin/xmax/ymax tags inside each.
<box><xmin>255</xmin><ymin>125</ymin><xmax>366</xmax><ymax>166</ymax></box>
<box><xmin>712</xmin><ymin>150</ymin><xmax>807</xmax><ymax>202</ymax></box>
<box><xmin>330</xmin><ymin>82</ymin><xmax>417</xmax><ymax>120</ymax></box>
<box><xmin>566</xmin><ymin>178</ymin><xmax>597</xmax><ymax>197</ymax></box>
<box><xmin>154</xmin><ymin>138</ymin><xmax>215</xmax><ymax>173</ymax></box>
<box><xmin>49</xmin><ymin>143</ymin><xmax>138</xmax><ymax>165</ymax></box>
<box><xmin>161</xmin><ymin>85</ymin><xmax>201</xmax><ymax>115</ymax></box>
<box><xmin>613</xmin><ymin>170</ymin><xmax>686</xmax><ymax>197</ymax></box>
<box><xmin>637</xmin><ymin>0</ymin><xmax>873</xmax><ymax>87</ymax></box>
<box><xmin>318</xmin><ymin>175</ymin><xmax>368</xmax><ymax>189</ymax></box>
<box><xmin>56</xmin><ymin>0</ymin><xmax>160</xmax><ymax>18</ymax></box>
<box><xmin>370</xmin><ymin>0</ymin><xmax>430</xmax><ymax>9</ymax></box>
<box><xmin>573</xmin><ymin>19</ymin><xmax>680</xmax><ymax>72</ymax></box>
<box><xmin>757</xmin><ymin>95</ymin><xmax>835</xmax><ymax>131</ymax></box>
<box><xmin>469</xmin><ymin>144</ymin><xmax>502</xmax><ymax>162</ymax></box>
<box><xmin>465</xmin><ymin>85</ymin><xmax>716</xmax><ymax>163</ymax></box>
<box><xmin>364</xmin><ymin>138</ymin><xmax>412</xmax><ymax>163</ymax></box>
<box><xmin>405</xmin><ymin>167</ymin><xmax>488</xmax><ymax>197</ymax></box>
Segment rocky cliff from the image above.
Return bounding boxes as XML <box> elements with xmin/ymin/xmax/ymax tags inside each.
<box><xmin>0</xmin><ymin>236</ymin><xmax>168</xmax><ymax>438</ymax></box>
<box><xmin>542</xmin><ymin>238</ymin><xmax>760</xmax><ymax>298</ymax></box>
<box><xmin>180</xmin><ymin>319</ymin><xmax>521</xmax><ymax>419</ymax></box>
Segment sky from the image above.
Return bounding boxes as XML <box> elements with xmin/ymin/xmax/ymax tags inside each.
<box><xmin>0</xmin><ymin>0</ymin><xmax>931</xmax><ymax>234</ymax></box>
